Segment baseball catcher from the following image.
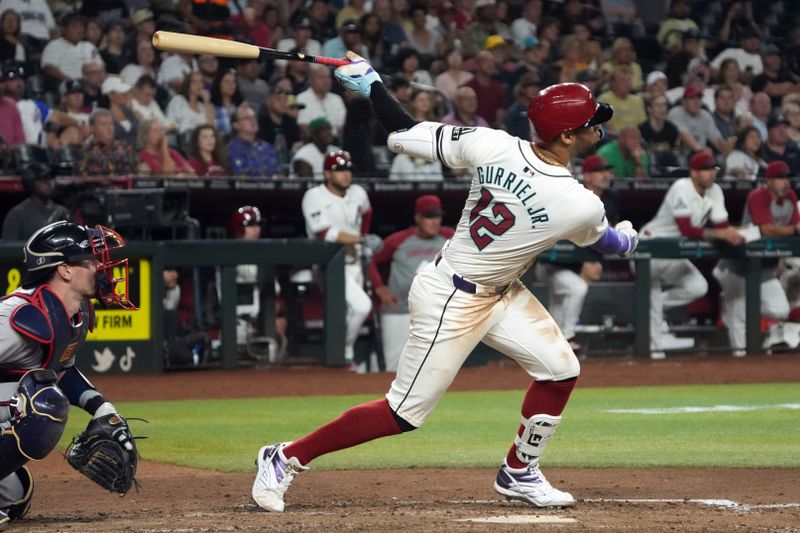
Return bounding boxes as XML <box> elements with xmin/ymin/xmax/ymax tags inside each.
<box><xmin>0</xmin><ymin>222</ymin><xmax>140</xmax><ymax>528</ymax></box>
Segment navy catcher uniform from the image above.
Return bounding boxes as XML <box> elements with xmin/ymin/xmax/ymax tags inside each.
<box><xmin>0</xmin><ymin>222</ymin><xmax>137</xmax><ymax>527</ymax></box>
<box><xmin>252</xmin><ymin>52</ymin><xmax>638</xmax><ymax>512</ymax></box>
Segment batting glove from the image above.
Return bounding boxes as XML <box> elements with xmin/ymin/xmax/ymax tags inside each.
<box><xmin>334</xmin><ymin>51</ymin><xmax>381</xmax><ymax>98</ymax></box>
<box><xmin>615</xmin><ymin>220</ymin><xmax>639</xmax><ymax>256</ymax></box>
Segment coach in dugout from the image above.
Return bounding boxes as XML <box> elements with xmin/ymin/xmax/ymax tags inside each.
<box><xmin>367</xmin><ymin>195</ymin><xmax>454</xmax><ymax>371</ymax></box>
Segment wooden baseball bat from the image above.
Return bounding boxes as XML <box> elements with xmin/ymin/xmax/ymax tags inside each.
<box><xmin>151</xmin><ymin>31</ymin><xmax>349</xmax><ymax>67</ymax></box>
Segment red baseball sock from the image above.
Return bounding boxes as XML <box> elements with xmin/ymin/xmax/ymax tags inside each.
<box><xmin>283</xmin><ymin>398</ymin><xmax>402</xmax><ymax>466</ymax></box>
<box><xmin>505</xmin><ymin>378</ymin><xmax>577</xmax><ymax>469</ymax></box>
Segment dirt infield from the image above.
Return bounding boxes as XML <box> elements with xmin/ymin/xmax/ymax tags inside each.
<box><xmin>17</xmin><ymin>354</ymin><xmax>800</xmax><ymax>532</ymax></box>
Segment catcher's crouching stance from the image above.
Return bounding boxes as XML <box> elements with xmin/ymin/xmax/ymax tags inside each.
<box><xmin>0</xmin><ymin>222</ymin><xmax>140</xmax><ymax>529</ymax></box>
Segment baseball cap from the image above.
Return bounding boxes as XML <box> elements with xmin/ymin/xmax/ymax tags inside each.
<box><xmin>582</xmin><ymin>154</ymin><xmax>612</xmax><ymax>173</ymax></box>
<box><xmin>341</xmin><ymin>20</ymin><xmax>361</xmax><ymax>33</ymax></box>
<box><xmin>484</xmin><ymin>35</ymin><xmax>507</xmax><ymax>50</ymax></box>
<box><xmin>59</xmin><ymin>79</ymin><xmax>84</xmax><ymax>96</ymax></box>
<box><xmin>294</xmin><ymin>17</ymin><xmax>312</xmax><ymax>29</ymax></box>
<box><xmin>0</xmin><ymin>62</ymin><xmax>26</xmax><ymax>81</ymax></box>
<box><xmin>415</xmin><ymin>195</ymin><xmax>443</xmax><ymax>217</ymax></box>
<box><xmin>132</xmin><ymin>8</ymin><xmax>154</xmax><ymax>25</ymax></box>
<box><xmin>765</xmin><ymin>160</ymin><xmax>791</xmax><ymax>178</ymax></box>
<box><xmin>683</xmin><ymin>84</ymin><xmax>703</xmax><ymax>99</ymax></box>
<box><xmin>761</xmin><ymin>44</ymin><xmax>780</xmax><ymax>56</ymax></box>
<box><xmin>768</xmin><ymin>114</ymin><xmax>791</xmax><ymax>128</ymax></box>
<box><xmin>646</xmin><ymin>71</ymin><xmax>667</xmax><ymax>87</ymax></box>
<box><xmin>101</xmin><ymin>76</ymin><xmax>131</xmax><ymax>95</ymax></box>
<box><xmin>287</xmin><ymin>94</ymin><xmax>306</xmax><ymax>109</ymax></box>
<box><xmin>308</xmin><ymin>117</ymin><xmax>330</xmax><ymax>134</ymax></box>
<box><xmin>682</xmin><ymin>28</ymin><xmax>702</xmax><ymax>41</ymax></box>
<box><xmin>522</xmin><ymin>36</ymin><xmax>540</xmax><ymax>51</ymax></box>
<box><xmin>689</xmin><ymin>152</ymin><xmax>718</xmax><ymax>171</ymax></box>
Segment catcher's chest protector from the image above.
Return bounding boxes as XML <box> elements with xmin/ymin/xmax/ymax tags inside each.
<box><xmin>4</xmin><ymin>286</ymin><xmax>94</xmax><ymax>375</ymax></box>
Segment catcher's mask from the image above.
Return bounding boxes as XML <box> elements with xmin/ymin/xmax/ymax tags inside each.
<box><xmin>23</xmin><ymin>221</ymin><xmax>137</xmax><ymax>310</ymax></box>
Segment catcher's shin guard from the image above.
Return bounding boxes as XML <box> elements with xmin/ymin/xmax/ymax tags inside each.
<box><xmin>0</xmin><ymin>370</ymin><xmax>68</xmax><ymax>478</ymax></box>
<box><xmin>0</xmin><ymin>466</ymin><xmax>33</xmax><ymax>524</ymax></box>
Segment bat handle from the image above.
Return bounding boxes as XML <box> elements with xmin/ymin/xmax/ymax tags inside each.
<box><xmin>315</xmin><ymin>56</ymin><xmax>350</xmax><ymax>67</ymax></box>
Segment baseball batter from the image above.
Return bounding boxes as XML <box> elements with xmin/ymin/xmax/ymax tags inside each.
<box><xmin>713</xmin><ymin>160</ymin><xmax>795</xmax><ymax>355</ymax></box>
<box><xmin>301</xmin><ymin>151</ymin><xmax>375</xmax><ymax>366</ymax></box>
<box><xmin>0</xmin><ymin>222</ymin><xmax>138</xmax><ymax>527</ymax></box>
<box><xmin>641</xmin><ymin>152</ymin><xmax>744</xmax><ymax>357</ymax></box>
<box><xmin>253</xmin><ymin>52</ymin><xmax>638</xmax><ymax>512</ymax></box>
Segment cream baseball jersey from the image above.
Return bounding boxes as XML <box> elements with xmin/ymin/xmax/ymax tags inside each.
<box><xmin>641</xmin><ymin>178</ymin><xmax>728</xmax><ymax>238</ymax></box>
<box><xmin>302</xmin><ymin>183</ymin><xmax>371</xmax><ymax>241</ymax></box>
<box><xmin>432</xmin><ymin>126</ymin><xmax>609</xmax><ymax>286</ymax></box>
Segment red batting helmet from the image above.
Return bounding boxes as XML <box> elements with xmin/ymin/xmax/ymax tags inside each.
<box><xmin>229</xmin><ymin>206</ymin><xmax>261</xmax><ymax>238</ymax></box>
<box><xmin>323</xmin><ymin>150</ymin><xmax>353</xmax><ymax>172</ymax></box>
<box><xmin>527</xmin><ymin>83</ymin><xmax>613</xmax><ymax>145</ymax></box>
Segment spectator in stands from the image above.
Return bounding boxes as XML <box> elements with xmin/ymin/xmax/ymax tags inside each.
<box><xmin>40</xmin><ymin>13</ymin><xmax>102</xmax><ymax>84</ymax></box>
<box><xmin>359</xmin><ymin>12</ymin><xmax>385</xmax><ymax>69</ymax></box>
<box><xmin>227</xmin><ymin>102</ymin><xmax>280</xmax><ymax>178</ymax></box>
<box><xmin>210</xmin><ymin>68</ymin><xmax>242</xmax><ymax>137</ymax></box>
<box><xmin>644</xmin><ymin>71</ymin><xmax>668</xmax><ymax>101</ymax></box>
<box><xmin>712</xmin><ymin>85</ymin><xmax>738</xmax><ymax>141</ymax></box>
<box><xmin>120</xmin><ymin>39</ymin><xmax>158</xmax><ymax>88</ymax></box>
<box><xmin>1</xmin><ymin>162</ymin><xmax>68</xmax><ymax>240</ymax></box>
<box><xmin>464</xmin><ymin>50</ymin><xmax>506</xmax><ymax>127</ymax></box>
<box><xmin>432</xmin><ymin>2</ymin><xmax>457</xmax><ymax>51</ymax></box>
<box><xmin>713</xmin><ymin>160</ymin><xmax>795</xmax><ymax>356</ymax></box>
<box><xmin>441</xmin><ymin>86</ymin><xmax>488</xmax><ymax>128</ymax></box>
<box><xmin>389</xmin><ymin>152</ymin><xmax>444</xmax><ymax>181</ymax></box>
<box><xmin>368</xmin><ymin>194</ymin><xmax>454</xmax><ymax>371</ymax></box>
<box><xmin>102</xmin><ymin>76</ymin><xmax>138</xmax><ymax>147</ymax></box>
<box><xmin>285</xmin><ymin>59</ymin><xmax>310</xmax><ymax>95</ymax></box>
<box><xmin>274</xmin><ymin>18</ymin><xmax>321</xmax><ymax>74</ymax></box>
<box><xmin>58</xmin><ymin>79</ymin><xmax>89</xmax><ymax>131</ymax></box>
<box><xmin>166</xmin><ymin>71</ymin><xmax>215</xmax><ymax>136</ymax></box>
<box><xmin>0</xmin><ymin>0</ymin><xmax>55</xmax><ymax>53</ymax></box>
<box><xmin>406</xmin><ymin>88</ymin><xmax>437</xmax><ymax>122</ymax></box>
<box><xmin>126</xmin><ymin>8</ymin><xmax>155</xmax><ymax>51</ymax></box>
<box><xmin>137</xmin><ymin>118</ymin><xmax>194</xmax><ymax>176</ymax></box>
<box><xmin>710</xmin><ymin>26</ymin><xmax>763</xmax><ymax>83</ymax></box>
<box><xmin>601</xmin><ymin>37</ymin><xmax>643</xmax><ymax>92</ymax></box>
<box><xmin>237</xmin><ymin>58</ymin><xmax>269</xmax><ymax>111</ymax></box>
<box><xmin>504</xmin><ymin>72</ymin><xmax>539</xmax><ymax>141</ymax></box>
<box><xmin>639</xmin><ymin>93</ymin><xmax>681</xmax><ymax>173</ymax></box>
<box><xmin>783</xmin><ymin>102</ymin><xmax>800</xmax><ymax>145</ymax></box>
<box><xmin>761</xmin><ymin>115</ymin><xmax>800</xmax><ymax>175</ymax></box>
<box><xmin>337</xmin><ymin>0</ymin><xmax>366</xmax><ymax>29</ymax></box>
<box><xmin>664</xmin><ymin>28</ymin><xmax>703</xmax><ymax>89</ymax></box>
<box><xmin>394</xmin><ymin>47</ymin><xmax>433</xmax><ymax>87</ymax></box>
<box><xmin>99</xmin><ymin>20</ymin><xmax>126</xmax><ymax>74</ymax></box>
<box><xmin>323</xmin><ymin>19</ymin><xmax>370</xmax><ymax>61</ymax></box>
<box><xmin>597</xmin><ymin>125</ymin><xmax>649</xmax><ymax>178</ymax></box>
<box><xmin>158</xmin><ymin>53</ymin><xmax>194</xmax><ymax>94</ymax></box>
<box><xmin>657</xmin><ymin>0</ymin><xmax>700</xmax><ymax>55</ymax></box>
<box><xmin>291</xmin><ymin>117</ymin><xmax>340</xmax><ymax>179</ymax></box>
<box><xmin>746</xmin><ymin>91</ymin><xmax>771</xmax><ymax>140</ymax></box>
<box><xmin>130</xmin><ymin>75</ymin><xmax>168</xmax><ymax>127</ymax></box>
<box><xmin>554</xmin><ymin>34</ymin><xmax>588</xmax><ymax>84</ymax></box>
<box><xmin>435</xmin><ymin>48</ymin><xmax>473</xmax><ymax>102</ymax></box>
<box><xmin>598</xmin><ymin>68</ymin><xmax>645</xmax><ymax>136</ymax></box>
<box><xmin>751</xmin><ymin>44</ymin><xmax>800</xmax><ymax>110</ymax></box>
<box><xmin>296</xmin><ymin>65</ymin><xmax>346</xmax><ymax>139</ymax></box>
<box><xmin>510</xmin><ymin>0</ymin><xmax>541</xmax><ymax>48</ymax></box>
<box><xmin>406</xmin><ymin>4</ymin><xmax>443</xmax><ymax>60</ymax></box>
<box><xmin>195</xmin><ymin>54</ymin><xmax>219</xmax><ymax>90</ymax></box>
<box><xmin>0</xmin><ymin>63</ymin><xmax>23</xmax><ymax>146</ymax></box>
<box><xmin>187</xmin><ymin>123</ymin><xmax>228</xmax><ymax>177</ymax></box>
<box><xmin>0</xmin><ymin>9</ymin><xmax>25</xmax><ymax>62</ymax></box>
<box><xmin>668</xmin><ymin>84</ymin><xmax>735</xmax><ymax>157</ymax></box>
<box><xmin>462</xmin><ymin>0</ymin><xmax>511</xmax><ymax>59</ymax></box>
<box><xmin>80</xmin><ymin>107</ymin><xmax>137</xmax><ymax>175</ymax></box>
<box><xmin>724</xmin><ymin>126</ymin><xmax>764</xmax><ymax>181</ymax></box>
<box><xmin>1</xmin><ymin>61</ymin><xmax>43</xmax><ymax>145</ymax></box>
<box><xmin>538</xmin><ymin>154</ymin><xmax>618</xmax><ymax>352</ymax></box>
<box><xmin>258</xmin><ymin>85</ymin><xmax>302</xmax><ymax>166</ymax></box>
<box><xmin>714</xmin><ymin>58</ymin><xmax>751</xmax><ymax>116</ymax></box>
<box><xmin>717</xmin><ymin>0</ymin><xmax>760</xmax><ymax>46</ymax></box>
<box><xmin>306</xmin><ymin>0</ymin><xmax>337</xmax><ymax>43</ymax></box>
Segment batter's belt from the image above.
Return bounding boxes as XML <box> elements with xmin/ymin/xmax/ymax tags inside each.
<box><xmin>434</xmin><ymin>254</ymin><xmax>510</xmax><ymax>296</ymax></box>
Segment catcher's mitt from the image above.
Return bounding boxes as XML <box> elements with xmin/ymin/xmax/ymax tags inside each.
<box><xmin>65</xmin><ymin>413</ymin><xmax>142</xmax><ymax>495</ymax></box>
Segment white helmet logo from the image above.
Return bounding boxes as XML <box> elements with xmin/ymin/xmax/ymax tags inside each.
<box><xmin>36</xmin><ymin>257</ymin><xmax>46</xmax><ymax>265</ymax></box>
<box><xmin>79</xmin><ymin>239</ymin><xmax>89</xmax><ymax>248</ymax></box>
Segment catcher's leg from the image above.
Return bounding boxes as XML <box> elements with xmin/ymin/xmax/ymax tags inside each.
<box><xmin>0</xmin><ymin>370</ymin><xmax>69</xmax><ymax>480</ymax></box>
<box><xmin>0</xmin><ymin>466</ymin><xmax>33</xmax><ymax>527</ymax></box>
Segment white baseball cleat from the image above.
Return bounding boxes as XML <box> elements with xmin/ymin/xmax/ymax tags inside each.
<box><xmin>252</xmin><ymin>442</ymin><xmax>308</xmax><ymax>512</ymax></box>
<box><xmin>494</xmin><ymin>461</ymin><xmax>576</xmax><ymax>507</ymax></box>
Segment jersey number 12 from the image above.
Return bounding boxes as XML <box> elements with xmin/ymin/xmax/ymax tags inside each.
<box><xmin>469</xmin><ymin>188</ymin><xmax>516</xmax><ymax>250</ymax></box>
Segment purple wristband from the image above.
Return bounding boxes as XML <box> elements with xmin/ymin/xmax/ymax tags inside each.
<box><xmin>590</xmin><ymin>226</ymin><xmax>631</xmax><ymax>254</ymax></box>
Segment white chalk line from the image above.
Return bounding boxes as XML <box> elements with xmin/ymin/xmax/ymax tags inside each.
<box><xmin>398</xmin><ymin>498</ymin><xmax>800</xmax><ymax>512</ymax></box>
<box><xmin>606</xmin><ymin>403</ymin><xmax>800</xmax><ymax>414</ymax></box>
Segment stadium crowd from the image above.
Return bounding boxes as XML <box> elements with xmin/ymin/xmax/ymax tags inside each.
<box><xmin>0</xmin><ymin>0</ymin><xmax>798</xmax><ymax>181</ymax></box>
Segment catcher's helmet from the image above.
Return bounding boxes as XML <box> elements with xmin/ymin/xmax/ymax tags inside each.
<box><xmin>23</xmin><ymin>221</ymin><xmax>136</xmax><ymax>309</ymax></box>
<box><xmin>323</xmin><ymin>150</ymin><xmax>353</xmax><ymax>172</ymax></box>
<box><xmin>527</xmin><ymin>83</ymin><xmax>613</xmax><ymax>145</ymax></box>
<box><xmin>228</xmin><ymin>206</ymin><xmax>262</xmax><ymax>238</ymax></box>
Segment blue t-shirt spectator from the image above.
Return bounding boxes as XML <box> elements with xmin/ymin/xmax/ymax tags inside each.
<box><xmin>227</xmin><ymin>102</ymin><xmax>280</xmax><ymax>178</ymax></box>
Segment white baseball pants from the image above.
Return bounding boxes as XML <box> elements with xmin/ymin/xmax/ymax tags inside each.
<box><xmin>541</xmin><ymin>267</ymin><xmax>588</xmax><ymax>340</ymax></box>
<box><xmin>386</xmin><ymin>258</ymin><xmax>580</xmax><ymax>427</ymax></box>
<box><xmin>381</xmin><ymin>312</ymin><xmax>410</xmax><ymax>372</ymax></box>
<box><xmin>345</xmin><ymin>263</ymin><xmax>372</xmax><ymax>362</ymax></box>
<box><xmin>649</xmin><ymin>259</ymin><xmax>708</xmax><ymax>347</ymax></box>
<box><xmin>713</xmin><ymin>265</ymin><xmax>790</xmax><ymax>350</ymax></box>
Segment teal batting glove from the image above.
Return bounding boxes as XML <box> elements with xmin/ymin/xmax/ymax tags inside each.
<box><xmin>334</xmin><ymin>51</ymin><xmax>381</xmax><ymax>98</ymax></box>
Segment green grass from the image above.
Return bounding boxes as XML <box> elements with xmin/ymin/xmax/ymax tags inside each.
<box><xmin>59</xmin><ymin>383</ymin><xmax>800</xmax><ymax>472</ymax></box>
